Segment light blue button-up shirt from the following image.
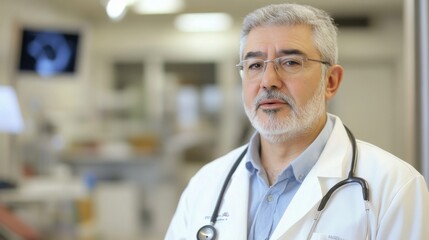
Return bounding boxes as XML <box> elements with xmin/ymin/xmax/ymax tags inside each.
<box><xmin>245</xmin><ymin>116</ymin><xmax>334</xmax><ymax>240</ymax></box>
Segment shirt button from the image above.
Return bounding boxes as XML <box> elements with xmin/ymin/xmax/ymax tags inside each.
<box><xmin>267</xmin><ymin>194</ymin><xmax>274</xmax><ymax>202</ymax></box>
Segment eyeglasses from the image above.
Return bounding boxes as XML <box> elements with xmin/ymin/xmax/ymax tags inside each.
<box><xmin>236</xmin><ymin>56</ymin><xmax>331</xmax><ymax>80</ymax></box>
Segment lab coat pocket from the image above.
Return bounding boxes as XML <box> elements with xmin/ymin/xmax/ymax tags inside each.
<box><xmin>310</xmin><ymin>232</ymin><xmax>346</xmax><ymax>240</ymax></box>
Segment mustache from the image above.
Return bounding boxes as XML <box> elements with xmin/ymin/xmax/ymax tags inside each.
<box><xmin>254</xmin><ymin>89</ymin><xmax>296</xmax><ymax>110</ymax></box>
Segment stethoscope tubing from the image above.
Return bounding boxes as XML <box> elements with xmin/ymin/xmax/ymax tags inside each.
<box><xmin>210</xmin><ymin>147</ymin><xmax>248</xmax><ymax>224</ymax></box>
<box><xmin>196</xmin><ymin>147</ymin><xmax>248</xmax><ymax>240</ymax></box>
<box><xmin>197</xmin><ymin>125</ymin><xmax>370</xmax><ymax>240</ymax></box>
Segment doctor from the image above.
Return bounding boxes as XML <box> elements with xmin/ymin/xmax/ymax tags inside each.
<box><xmin>166</xmin><ymin>3</ymin><xmax>429</xmax><ymax>240</ymax></box>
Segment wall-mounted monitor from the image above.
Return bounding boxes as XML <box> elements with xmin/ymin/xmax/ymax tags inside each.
<box><xmin>17</xmin><ymin>27</ymin><xmax>80</xmax><ymax>77</ymax></box>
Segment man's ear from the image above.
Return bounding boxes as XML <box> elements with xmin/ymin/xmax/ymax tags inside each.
<box><xmin>325</xmin><ymin>64</ymin><xmax>343</xmax><ymax>101</ymax></box>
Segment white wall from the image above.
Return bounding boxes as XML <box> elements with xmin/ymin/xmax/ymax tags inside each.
<box><xmin>332</xmin><ymin>15</ymin><xmax>412</xmax><ymax>164</ymax></box>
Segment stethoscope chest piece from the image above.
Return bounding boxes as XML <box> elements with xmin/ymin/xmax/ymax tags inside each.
<box><xmin>197</xmin><ymin>225</ymin><xmax>216</xmax><ymax>240</ymax></box>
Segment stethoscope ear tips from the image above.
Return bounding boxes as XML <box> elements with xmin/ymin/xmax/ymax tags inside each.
<box><xmin>197</xmin><ymin>225</ymin><xmax>217</xmax><ymax>240</ymax></box>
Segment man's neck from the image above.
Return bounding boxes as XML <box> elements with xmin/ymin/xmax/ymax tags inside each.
<box><xmin>259</xmin><ymin>115</ymin><xmax>327</xmax><ymax>185</ymax></box>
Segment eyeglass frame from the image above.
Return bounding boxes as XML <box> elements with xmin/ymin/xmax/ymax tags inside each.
<box><xmin>235</xmin><ymin>55</ymin><xmax>331</xmax><ymax>80</ymax></box>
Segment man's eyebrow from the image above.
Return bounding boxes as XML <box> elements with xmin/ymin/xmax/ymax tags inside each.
<box><xmin>243</xmin><ymin>51</ymin><xmax>265</xmax><ymax>60</ymax></box>
<box><xmin>243</xmin><ymin>49</ymin><xmax>306</xmax><ymax>60</ymax></box>
<box><xmin>279</xmin><ymin>49</ymin><xmax>306</xmax><ymax>56</ymax></box>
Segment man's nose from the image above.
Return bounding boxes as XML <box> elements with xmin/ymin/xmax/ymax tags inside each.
<box><xmin>260</xmin><ymin>61</ymin><xmax>283</xmax><ymax>89</ymax></box>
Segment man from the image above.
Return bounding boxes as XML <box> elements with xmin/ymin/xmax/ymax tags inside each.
<box><xmin>166</xmin><ymin>3</ymin><xmax>429</xmax><ymax>240</ymax></box>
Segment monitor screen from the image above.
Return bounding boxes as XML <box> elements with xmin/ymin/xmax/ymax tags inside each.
<box><xmin>17</xmin><ymin>28</ymin><xmax>80</xmax><ymax>77</ymax></box>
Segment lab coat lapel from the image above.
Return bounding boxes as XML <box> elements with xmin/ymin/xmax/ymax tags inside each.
<box><xmin>270</xmin><ymin>170</ymin><xmax>323</xmax><ymax>239</ymax></box>
<box><xmin>216</xmin><ymin>154</ymin><xmax>250</xmax><ymax>240</ymax></box>
<box><xmin>271</xmin><ymin>117</ymin><xmax>350</xmax><ymax>239</ymax></box>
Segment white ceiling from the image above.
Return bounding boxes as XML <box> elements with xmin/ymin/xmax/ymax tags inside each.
<box><xmin>40</xmin><ymin>0</ymin><xmax>403</xmax><ymax>25</ymax></box>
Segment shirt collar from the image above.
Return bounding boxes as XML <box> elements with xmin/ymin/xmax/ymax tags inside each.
<box><xmin>245</xmin><ymin>115</ymin><xmax>335</xmax><ymax>183</ymax></box>
<box><xmin>245</xmin><ymin>134</ymin><xmax>262</xmax><ymax>174</ymax></box>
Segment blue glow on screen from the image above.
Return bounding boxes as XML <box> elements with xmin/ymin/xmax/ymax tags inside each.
<box><xmin>18</xmin><ymin>28</ymin><xmax>80</xmax><ymax>77</ymax></box>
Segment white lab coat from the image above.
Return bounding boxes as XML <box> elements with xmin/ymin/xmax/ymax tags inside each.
<box><xmin>165</xmin><ymin>115</ymin><xmax>429</xmax><ymax>240</ymax></box>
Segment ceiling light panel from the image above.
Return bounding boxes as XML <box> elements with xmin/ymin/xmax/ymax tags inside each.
<box><xmin>175</xmin><ymin>13</ymin><xmax>233</xmax><ymax>32</ymax></box>
<box><xmin>133</xmin><ymin>0</ymin><xmax>184</xmax><ymax>14</ymax></box>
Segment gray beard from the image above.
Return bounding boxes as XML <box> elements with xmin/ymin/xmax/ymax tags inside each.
<box><xmin>244</xmin><ymin>84</ymin><xmax>326</xmax><ymax>144</ymax></box>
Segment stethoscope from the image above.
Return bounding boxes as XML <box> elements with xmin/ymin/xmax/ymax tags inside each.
<box><xmin>196</xmin><ymin>125</ymin><xmax>371</xmax><ymax>240</ymax></box>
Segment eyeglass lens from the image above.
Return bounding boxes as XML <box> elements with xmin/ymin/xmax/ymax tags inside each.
<box><xmin>240</xmin><ymin>56</ymin><xmax>305</xmax><ymax>80</ymax></box>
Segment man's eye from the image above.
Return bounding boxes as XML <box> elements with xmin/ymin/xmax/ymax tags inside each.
<box><xmin>282</xmin><ymin>59</ymin><xmax>301</xmax><ymax>67</ymax></box>
<box><xmin>247</xmin><ymin>61</ymin><xmax>264</xmax><ymax>70</ymax></box>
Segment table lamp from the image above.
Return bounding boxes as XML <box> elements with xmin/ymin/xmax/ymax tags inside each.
<box><xmin>0</xmin><ymin>85</ymin><xmax>24</xmax><ymax>133</ymax></box>
<box><xmin>0</xmin><ymin>85</ymin><xmax>24</xmax><ymax>188</ymax></box>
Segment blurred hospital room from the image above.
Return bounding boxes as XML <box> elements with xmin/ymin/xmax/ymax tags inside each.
<box><xmin>0</xmin><ymin>0</ymin><xmax>428</xmax><ymax>239</ymax></box>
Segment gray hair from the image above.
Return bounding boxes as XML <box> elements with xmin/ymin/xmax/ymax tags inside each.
<box><xmin>239</xmin><ymin>4</ymin><xmax>338</xmax><ymax>65</ymax></box>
